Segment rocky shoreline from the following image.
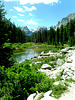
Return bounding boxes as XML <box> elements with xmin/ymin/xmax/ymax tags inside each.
<box><xmin>19</xmin><ymin>47</ymin><xmax>73</xmax><ymax>64</ymax></box>
<box><xmin>27</xmin><ymin>47</ymin><xmax>75</xmax><ymax>100</ymax></box>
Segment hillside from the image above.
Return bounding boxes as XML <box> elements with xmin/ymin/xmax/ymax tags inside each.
<box><xmin>21</xmin><ymin>26</ymin><xmax>33</xmax><ymax>36</ymax></box>
<box><xmin>55</xmin><ymin>13</ymin><xmax>75</xmax><ymax>29</ymax></box>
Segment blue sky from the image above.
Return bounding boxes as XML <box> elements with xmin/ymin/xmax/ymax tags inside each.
<box><xmin>2</xmin><ymin>0</ymin><xmax>75</xmax><ymax>29</ymax></box>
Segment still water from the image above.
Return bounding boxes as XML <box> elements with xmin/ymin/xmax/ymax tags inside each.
<box><xmin>13</xmin><ymin>46</ymin><xmax>58</xmax><ymax>62</ymax></box>
<box><xmin>13</xmin><ymin>48</ymin><xmax>40</xmax><ymax>62</ymax></box>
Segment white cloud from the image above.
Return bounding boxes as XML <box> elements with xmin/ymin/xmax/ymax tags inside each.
<box><xmin>12</xmin><ymin>16</ymin><xmax>17</xmax><ymax>18</ymax></box>
<box><xmin>19</xmin><ymin>0</ymin><xmax>60</xmax><ymax>5</ymax></box>
<box><xmin>14</xmin><ymin>6</ymin><xmax>24</xmax><ymax>12</ymax></box>
<box><xmin>4</xmin><ymin>0</ymin><xmax>60</xmax><ymax>5</ymax></box>
<box><xmin>10</xmin><ymin>9</ymin><xmax>13</xmax><ymax>11</ymax></box>
<box><xmin>27</xmin><ymin>19</ymin><xmax>38</xmax><ymax>25</ymax></box>
<box><xmin>23</xmin><ymin>6</ymin><xmax>36</xmax><ymax>11</ymax></box>
<box><xmin>18</xmin><ymin>13</ymin><xmax>24</xmax><ymax>16</ymax></box>
<box><xmin>4</xmin><ymin>0</ymin><xmax>18</xmax><ymax>1</ymax></box>
<box><xmin>29</xmin><ymin>13</ymin><xmax>33</xmax><ymax>16</ymax></box>
<box><xmin>17</xmin><ymin>19</ymin><xmax>26</xmax><ymax>24</ymax></box>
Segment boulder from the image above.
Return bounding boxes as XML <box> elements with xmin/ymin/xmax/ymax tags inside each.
<box><xmin>41</xmin><ymin>51</ymin><xmax>44</xmax><ymax>54</ymax></box>
<box><xmin>53</xmin><ymin>81</ymin><xmax>60</xmax><ymax>85</ymax></box>
<box><xmin>67</xmin><ymin>59</ymin><xmax>73</xmax><ymax>63</ymax></box>
<box><xmin>41</xmin><ymin>64</ymin><xmax>52</xmax><ymax>70</ymax></box>
<box><xmin>40</xmin><ymin>53</ymin><xmax>50</xmax><ymax>56</ymax></box>
<box><xmin>34</xmin><ymin>92</ymin><xmax>44</xmax><ymax>100</ymax></box>
<box><xmin>56</xmin><ymin>58</ymin><xmax>64</xmax><ymax>66</ymax></box>
<box><xmin>35</xmin><ymin>61</ymin><xmax>41</xmax><ymax>64</ymax></box>
<box><xmin>40</xmin><ymin>96</ymin><xmax>57</xmax><ymax>100</ymax></box>
<box><xmin>61</xmin><ymin>47</ymin><xmax>70</xmax><ymax>54</ymax></box>
<box><xmin>71</xmin><ymin>66</ymin><xmax>75</xmax><ymax>71</ymax></box>
<box><xmin>27</xmin><ymin>93</ymin><xmax>36</xmax><ymax>100</ymax></box>
<box><xmin>44</xmin><ymin>90</ymin><xmax>52</xmax><ymax>97</ymax></box>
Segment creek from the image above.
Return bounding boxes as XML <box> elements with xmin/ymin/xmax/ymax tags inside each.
<box><xmin>13</xmin><ymin>46</ymin><xmax>60</xmax><ymax>62</ymax></box>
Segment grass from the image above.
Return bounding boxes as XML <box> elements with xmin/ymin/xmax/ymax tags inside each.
<box><xmin>3</xmin><ymin>42</ymin><xmax>32</xmax><ymax>53</ymax></box>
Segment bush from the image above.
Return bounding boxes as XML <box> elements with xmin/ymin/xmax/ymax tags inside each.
<box><xmin>0</xmin><ymin>64</ymin><xmax>52</xmax><ymax>100</ymax></box>
<box><xmin>52</xmin><ymin>84</ymin><xmax>67</xmax><ymax>98</ymax></box>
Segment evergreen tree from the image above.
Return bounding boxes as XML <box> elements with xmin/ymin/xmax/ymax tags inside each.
<box><xmin>0</xmin><ymin>1</ymin><xmax>14</xmax><ymax>67</ymax></box>
<box><xmin>0</xmin><ymin>1</ymin><xmax>7</xmax><ymax>47</ymax></box>
<box><xmin>56</xmin><ymin>27</ymin><xmax>59</xmax><ymax>44</ymax></box>
<box><xmin>42</xmin><ymin>28</ymin><xmax>47</xmax><ymax>43</ymax></box>
<box><xmin>59</xmin><ymin>25</ymin><xmax>64</xmax><ymax>45</ymax></box>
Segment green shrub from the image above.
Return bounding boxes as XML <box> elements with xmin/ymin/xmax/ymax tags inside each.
<box><xmin>0</xmin><ymin>64</ymin><xmax>52</xmax><ymax>100</ymax></box>
<box><xmin>52</xmin><ymin>84</ymin><xmax>67</xmax><ymax>98</ymax></box>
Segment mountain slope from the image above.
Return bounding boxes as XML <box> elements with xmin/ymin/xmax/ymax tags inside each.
<box><xmin>21</xmin><ymin>13</ymin><xmax>75</xmax><ymax>36</ymax></box>
<box><xmin>21</xmin><ymin>26</ymin><xmax>33</xmax><ymax>36</ymax></box>
<box><xmin>55</xmin><ymin>13</ymin><xmax>75</xmax><ymax>29</ymax></box>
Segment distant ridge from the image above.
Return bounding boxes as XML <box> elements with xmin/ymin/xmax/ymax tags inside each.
<box><xmin>21</xmin><ymin>13</ymin><xmax>75</xmax><ymax>36</ymax></box>
<box><xmin>21</xmin><ymin>26</ymin><xmax>33</xmax><ymax>36</ymax></box>
<box><xmin>55</xmin><ymin>13</ymin><xmax>75</xmax><ymax>29</ymax></box>
<box><xmin>21</xmin><ymin>26</ymin><xmax>46</xmax><ymax>36</ymax></box>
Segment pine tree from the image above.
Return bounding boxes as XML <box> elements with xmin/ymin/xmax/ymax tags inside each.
<box><xmin>59</xmin><ymin>25</ymin><xmax>64</xmax><ymax>45</ymax></box>
<box><xmin>0</xmin><ymin>1</ymin><xmax>7</xmax><ymax>47</ymax></box>
<box><xmin>0</xmin><ymin>1</ymin><xmax>14</xmax><ymax>67</ymax></box>
<box><xmin>56</xmin><ymin>27</ymin><xmax>59</xmax><ymax>44</ymax></box>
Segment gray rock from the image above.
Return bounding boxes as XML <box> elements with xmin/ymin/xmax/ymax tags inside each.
<box><xmin>44</xmin><ymin>90</ymin><xmax>52</xmax><ymax>97</ymax></box>
<box><xmin>27</xmin><ymin>93</ymin><xmax>36</xmax><ymax>100</ymax></box>
<box><xmin>61</xmin><ymin>47</ymin><xmax>70</xmax><ymax>54</ymax></box>
<box><xmin>40</xmin><ymin>96</ymin><xmax>57</xmax><ymax>100</ymax></box>
<box><xmin>67</xmin><ymin>59</ymin><xmax>73</xmax><ymax>63</ymax></box>
<box><xmin>56</xmin><ymin>58</ymin><xmax>64</xmax><ymax>66</ymax></box>
<box><xmin>41</xmin><ymin>64</ymin><xmax>52</xmax><ymax>70</ymax></box>
<box><xmin>35</xmin><ymin>61</ymin><xmax>41</xmax><ymax>64</ymax></box>
<box><xmin>41</xmin><ymin>51</ymin><xmax>44</xmax><ymax>54</ymax></box>
<box><xmin>71</xmin><ymin>67</ymin><xmax>75</xmax><ymax>71</ymax></box>
<box><xmin>34</xmin><ymin>92</ymin><xmax>44</xmax><ymax>100</ymax></box>
<box><xmin>53</xmin><ymin>81</ymin><xmax>60</xmax><ymax>85</ymax></box>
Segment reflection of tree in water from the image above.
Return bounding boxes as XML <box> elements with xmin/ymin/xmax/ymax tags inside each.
<box><xmin>14</xmin><ymin>49</ymin><xmax>38</xmax><ymax>62</ymax></box>
<box><xmin>13</xmin><ymin>46</ymin><xmax>56</xmax><ymax>62</ymax></box>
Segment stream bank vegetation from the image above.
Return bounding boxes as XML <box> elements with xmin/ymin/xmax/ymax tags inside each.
<box><xmin>0</xmin><ymin>54</ymin><xmax>68</xmax><ymax>100</ymax></box>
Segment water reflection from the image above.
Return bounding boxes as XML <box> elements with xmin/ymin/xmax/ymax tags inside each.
<box><xmin>13</xmin><ymin>48</ymin><xmax>39</xmax><ymax>62</ymax></box>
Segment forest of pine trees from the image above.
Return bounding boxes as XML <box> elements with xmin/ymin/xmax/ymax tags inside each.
<box><xmin>0</xmin><ymin>1</ymin><xmax>26</xmax><ymax>67</ymax></box>
<box><xmin>32</xmin><ymin>19</ymin><xmax>75</xmax><ymax>46</ymax></box>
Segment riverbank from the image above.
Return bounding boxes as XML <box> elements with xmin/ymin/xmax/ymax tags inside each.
<box><xmin>3</xmin><ymin>42</ymin><xmax>69</xmax><ymax>53</ymax></box>
<box><xmin>8</xmin><ymin>42</ymin><xmax>66</xmax><ymax>63</ymax></box>
<box><xmin>3</xmin><ymin>42</ymin><xmax>32</xmax><ymax>53</ymax></box>
<box><xmin>1</xmin><ymin>45</ymin><xmax>75</xmax><ymax>100</ymax></box>
<box><xmin>27</xmin><ymin>47</ymin><xmax>75</xmax><ymax>100</ymax></box>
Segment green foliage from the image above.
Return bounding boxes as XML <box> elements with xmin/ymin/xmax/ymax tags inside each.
<box><xmin>0</xmin><ymin>53</ymin><xmax>67</xmax><ymax>100</ymax></box>
<box><xmin>65</xmin><ymin>78</ymin><xmax>75</xmax><ymax>82</ymax></box>
<box><xmin>0</xmin><ymin>47</ymin><xmax>14</xmax><ymax>67</ymax></box>
<box><xmin>3</xmin><ymin>42</ymin><xmax>32</xmax><ymax>53</ymax></box>
<box><xmin>52</xmin><ymin>84</ymin><xmax>67</xmax><ymax>98</ymax></box>
<box><xmin>0</xmin><ymin>64</ymin><xmax>52</xmax><ymax>100</ymax></box>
